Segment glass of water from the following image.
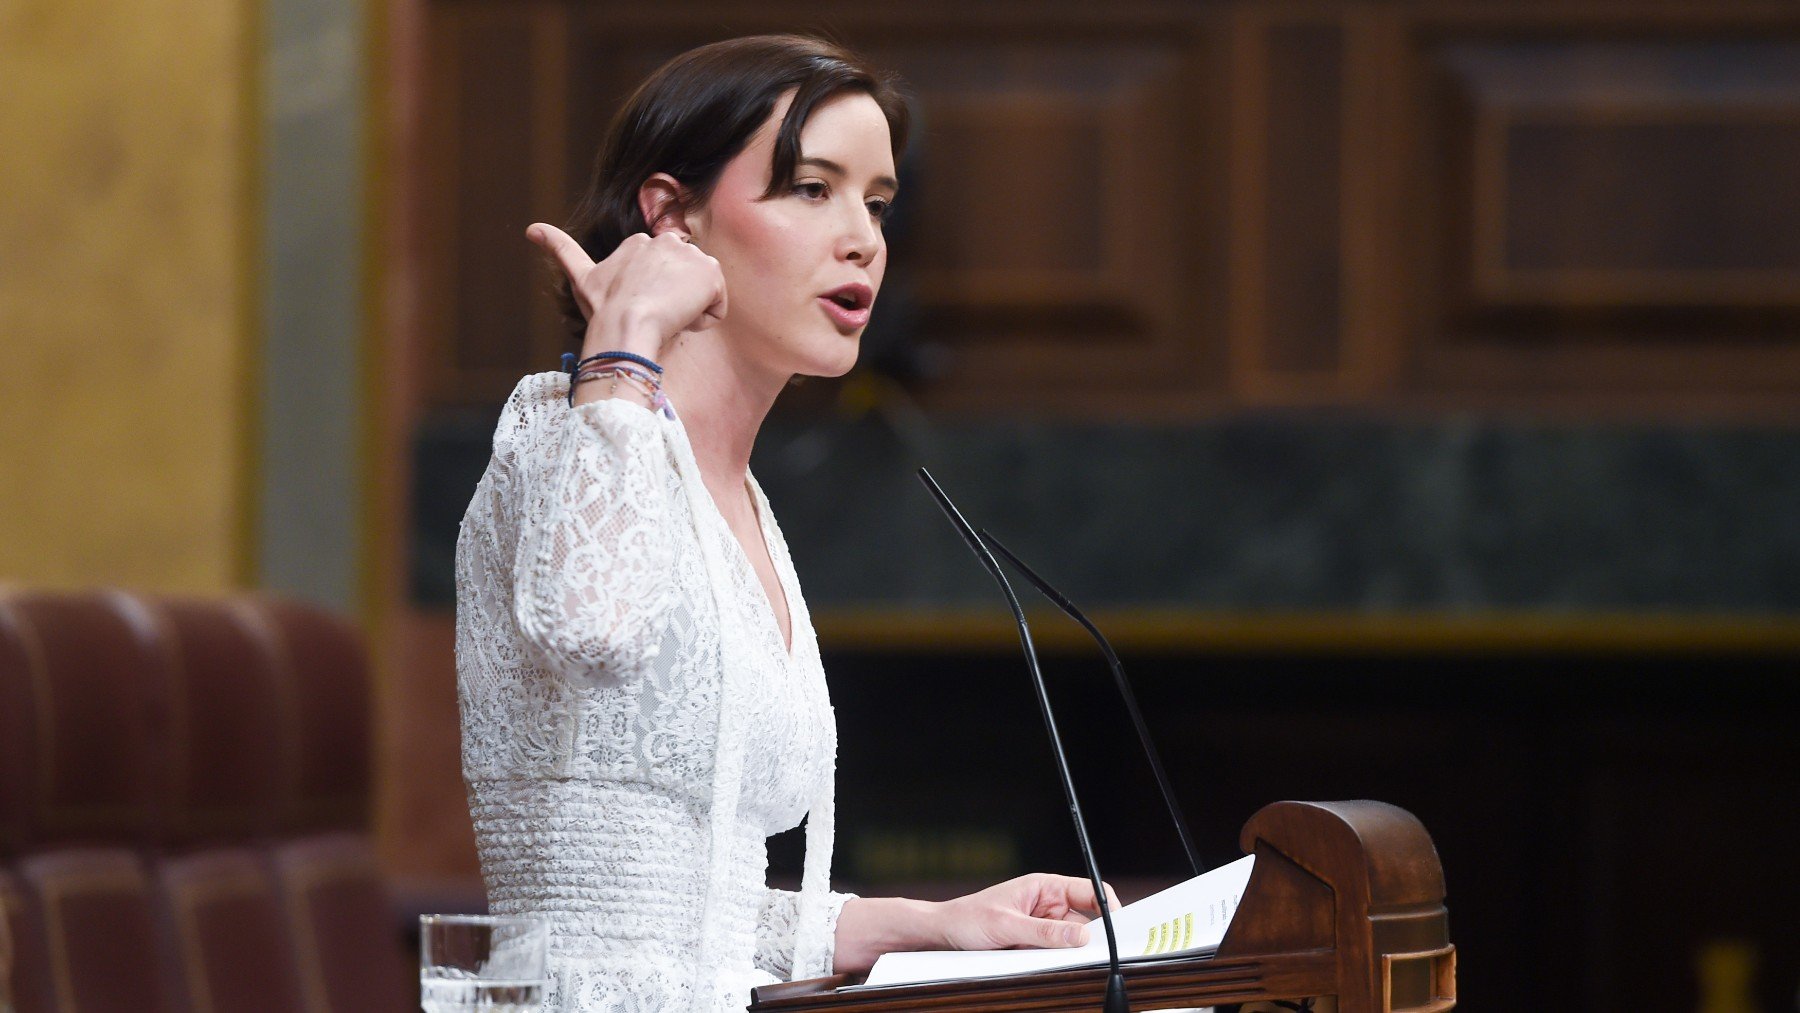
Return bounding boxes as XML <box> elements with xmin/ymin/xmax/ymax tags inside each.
<box><xmin>420</xmin><ymin>914</ymin><xmax>548</xmax><ymax>1012</ymax></box>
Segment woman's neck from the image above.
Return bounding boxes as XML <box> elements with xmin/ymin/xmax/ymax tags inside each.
<box><xmin>658</xmin><ymin>327</ymin><xmax>790</xmax><ymax>499</ymax></box>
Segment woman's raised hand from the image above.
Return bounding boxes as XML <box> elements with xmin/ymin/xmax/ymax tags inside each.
<box><xmin>527</xmin><ymin>223</ymin><xmax>727</xmax><ymax>360</ymax></box>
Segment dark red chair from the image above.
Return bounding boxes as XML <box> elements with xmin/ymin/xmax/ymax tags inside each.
<box><xmin>1</xmin><ymin>867</ymin><xmax>51</xmax><ymax>1013</ymax></box>
<box><xmin>1</xmin><ymin>872</ymin><xmax>9</xmax><ymax>1010</ymax></box>
<box><xmin>0</xmin><ymin>592</ymin><xmax>412</xmax><ymax>1011</ymax></box>
<box><xmin>148</xmin><ymin>599</ymin><xmax>298</xmax><ymax>846</ymax></box>
<box><xmin>157</xmin><ymin>848</ymin><xmax>306</xmax><ymax>1013</ymax></box>
<box><xmin>17</xmin><ymin>848</ymin><xmax>178</xmax><ymax>1012</ymax></box>
<box><xmin>235</xmin><ymin>599</ymin><xmax>372</xmax><ymax>833</ymax></box>
<box><xmin>1</xmin><ymin>592</ymin><xmax>173</xmax><ymax>850</ymax></box>
<box><xmin>271</xmin><ymin>833</ymin><xmax>411</xmax><ymax>1012</ymax></box>
<box><xmin>0</xmin><ymin>601</ymin><xmax>37</xmax><ymax>856</ymax></box>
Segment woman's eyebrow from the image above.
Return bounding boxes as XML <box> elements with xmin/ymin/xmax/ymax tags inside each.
<box><xmin>798</xmin><ymin>156</ymin><xmax>899</xmax><ymax>192</ymax></box>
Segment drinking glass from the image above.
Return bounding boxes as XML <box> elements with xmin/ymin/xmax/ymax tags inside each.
<box><xmin>420</xmin><ymin>914</ymin><xmax>548</xmax><ymax>1012</ymax></box>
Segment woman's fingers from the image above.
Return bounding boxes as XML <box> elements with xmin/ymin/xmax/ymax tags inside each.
<box><xmin>524</xmin><ymin>224</ymin><xmax>726</xmax><ymax>348</ymax></box>
<box><xmin>695</xmin><ymin>254</ymin><xmax>728</xmax><ymax>330</ymax></box>
<box><xmin>526</xmin><ymin>222</ymin><xmax>594</xmax><ymax>283</ymax></box>
<box><xmin>996</xmin><ymin>910</ymin><xmax>1090</xmax><ymax>949</ymax></box>
<box><xmin>1027</xmin><ymin>874</ymin><xmax>1119</xmax><ymax>920</ymax></box>
<box><xmin>944</xmin><ymin>874</ymin><xmax>1129</xmax><ymax>952</ymax></box>
<box><xmin>1072</xmin><ymin>877</ymin><xmax>1122</xmax><ymax>917</ymax></box>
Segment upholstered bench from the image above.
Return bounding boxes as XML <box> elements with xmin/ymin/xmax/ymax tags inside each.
<box><xmin>0</xmin><ymin>591</ymin><xmax>411</xmax><ymax>1011</ymax></box>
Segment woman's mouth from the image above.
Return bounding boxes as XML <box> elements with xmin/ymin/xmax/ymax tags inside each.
<box><xmin>818</xmin><ymin>284</ymin><xmax>873</xmax><ymax>331</ymax></box>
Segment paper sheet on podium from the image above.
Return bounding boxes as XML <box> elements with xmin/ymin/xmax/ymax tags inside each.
<box><xmin>854</xmin><ymin>855</ymin><xmax>1255</xmax><ymax>989</ymax></box>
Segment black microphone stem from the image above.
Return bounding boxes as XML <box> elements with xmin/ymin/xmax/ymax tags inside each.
<box><xmin>917</xmin><ymin>469</ymin><xmax>1129</xmax><ymax>1013</ymax></box>
<box><xmin>978</xmin><ymin>528</ymin><xmax>1205</xmax><ymax>879</ymax></box>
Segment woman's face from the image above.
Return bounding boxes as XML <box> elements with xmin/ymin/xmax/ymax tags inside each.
<box><xmin>684</xmin><ymin>89</ymin><xmax>898</xmax><ymax>380</ymax></box>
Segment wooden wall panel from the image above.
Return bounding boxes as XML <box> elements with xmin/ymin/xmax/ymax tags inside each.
<box><xmin>1262</xmin><ymin>23</ymin><xmax>1344</xmax><ymax>376</ymax></box>
<box><xmin>414</xmin><ymin>1</ymin><xmax>1800</xmax><ymax>419</ymax></box>
<box><xmin>449</xmin><ymin>15</ymin><xmax>534</xmax><ymax>374</ymax></box>
<box><xmin>427</xmin><ymin>4</ymin><xmax>573</xmax><ymax>405</ymax></box>
<box><xmin>1404</xmin><ymin>23</ymin><xmax>1800</xmax><ymax>409</ymax></box>
<box><xmin>1457</xmin><ymin>43</ymin><xmax>1800</xmax><ymax>304</ymax></box>
<box><xmin>553</xmin><ymin>13</ymin><xmax>1229</xmax><ymax>413</ymax></box>
<box><xmin>1230</xmin><ymin>12</ymin><xmax>1351</xmax><ymax>403</ymax></box>
<box><xmin>881</xmin><ymin>33</ymin><xmax>1212</xmax><ymax>407</ymax></box>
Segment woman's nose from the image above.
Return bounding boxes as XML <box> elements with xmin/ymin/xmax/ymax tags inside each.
<box><xmin>838</xmin><ymin>208</ymin><xmax>880</xmax><ymax>264</ymax></box>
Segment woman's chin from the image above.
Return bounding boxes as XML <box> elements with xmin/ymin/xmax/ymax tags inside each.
<box><xmin>795</xmin><ymin>344</ymin><xmax>861</xmax><ymax>379</ymax></box>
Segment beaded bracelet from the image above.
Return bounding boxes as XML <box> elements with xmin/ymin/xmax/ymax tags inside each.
<box><xmin>575</xmin><ymin>363</ymin><xmax>657</xmax><ymax>397</ymax></box>
<box><xmin>563</xmin><ymin>350</ymin><xmax>664</xmax><ymax>376</ymax></box>
<box><xmin>562</xmin><ymin>350</ymin><xmax>668</xmax><ymax>408</ymax></box>
<box><xmin>571</xmin><ymin>363</ymin><xmax>675</xmax><ymax>419</ymax></box>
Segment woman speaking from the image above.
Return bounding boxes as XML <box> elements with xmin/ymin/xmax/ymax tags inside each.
<box><xmin>454</xmin><ymin>34</ymin><xmax>1116</xmax><ymax>1012</ymax></box>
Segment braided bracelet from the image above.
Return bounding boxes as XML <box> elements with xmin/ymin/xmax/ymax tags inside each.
<box><xmin>571</xmin><ymin>363</ymin><xmax>675</xmax><ymax>419</ymax></box>
<box><xmin>561</xmin><ymin>350</ymin><xmax>668</xmax><ymax>408</ymax></box>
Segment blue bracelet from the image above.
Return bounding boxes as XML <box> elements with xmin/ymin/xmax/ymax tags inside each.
<box><xmin>562</xmin><ymin>351</ymin><xmax>668</xmax><ymax>407</ymax></box>
<box><xmin>576</xmin><ymin>350</ymin><xmax>663</xmax><ymax>374</ymax></box>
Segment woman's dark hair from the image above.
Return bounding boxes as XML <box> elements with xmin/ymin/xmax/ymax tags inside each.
<box><xmin>555</xmin><ymin>34</ymin><xmax>911</xmax><ymax>342</ymax></box>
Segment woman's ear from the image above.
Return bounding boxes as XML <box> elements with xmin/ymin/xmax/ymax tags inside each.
<box><xmin>637</xmin><ymin>173</ymin><xmax>692</xmax><ymax>239</ymax></box>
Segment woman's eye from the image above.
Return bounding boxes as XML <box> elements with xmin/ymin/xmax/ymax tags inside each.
<box><xmin>793</xmin><ymin>181</ymin><xmax>828</xmax><ymax>200</ymax></box>
<box><xmin>866</xmin><ymin>198</ymin><xmax>894</xmax><ymax>222</ymax></box>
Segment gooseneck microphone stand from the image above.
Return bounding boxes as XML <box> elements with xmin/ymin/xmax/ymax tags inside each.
<box><xmin>917</xmin><ymin>469</ymin><xmax>1129</xmax><ymax>1013</ymax></box>
<box><xmin>977</xmin><ymin>529</ymin><xmax>1206</xmax><ymax>879</ymax></box>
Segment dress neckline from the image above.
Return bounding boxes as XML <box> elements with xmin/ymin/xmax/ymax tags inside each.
<box><xmin>610</xmin><ymin>384</ymin><xmax>800</xmax><ymax>664</ymax></box>
<box><xmin>735</xmin><ymin>474</ymin><xmax>797</xmax><ymax>662</ymax></box>
<box><xmin>686</xmin><ymin>459</ymin><xmax>798</xmax><ymax>663</ymax></box>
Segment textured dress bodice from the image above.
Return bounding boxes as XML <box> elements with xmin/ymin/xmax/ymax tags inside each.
<box><xmin>455</xmin><ymin>372</ymin><xmax>850</xmax><ymax>1012</ymax></box>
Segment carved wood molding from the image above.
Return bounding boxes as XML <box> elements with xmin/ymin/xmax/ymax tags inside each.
<box><xmin>413</xmin><ymin>0</ymin><xmax>1800</xmax><ymax>417</ymax></box>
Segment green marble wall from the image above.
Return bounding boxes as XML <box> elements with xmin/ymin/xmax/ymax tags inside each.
<box><xmin>412</xmin><ymin>410</ymin><xmax>1800</xmax><ymax>613</ymax></box>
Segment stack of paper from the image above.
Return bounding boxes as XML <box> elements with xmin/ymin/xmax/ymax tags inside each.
<box><xmin>855</xmin><ymin>855</ymin><xmax>1255</xmax><ymax>990</ymax></box>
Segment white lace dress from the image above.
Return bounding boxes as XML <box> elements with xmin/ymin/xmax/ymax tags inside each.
<box><xmin>455</xmin><ymin>372</ymin><xmax>852</xmax><ymax>1013</ymax></box>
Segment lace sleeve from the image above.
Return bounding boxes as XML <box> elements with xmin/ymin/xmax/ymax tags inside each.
<box><xmin>508</xmin><ymin>377</ymin><xmax>680</xmax><ymax>686</ymax></box>
<box><xmin>754</xmin><ymin>887</ymin><xmax>856</xmax><ymax>980</ymax></box>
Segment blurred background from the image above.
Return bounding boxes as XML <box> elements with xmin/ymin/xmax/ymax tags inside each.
<box><xmin>4</xmin><ymin>0</ymin><xmax>1799</xmax><ymax>1009</ymax></box>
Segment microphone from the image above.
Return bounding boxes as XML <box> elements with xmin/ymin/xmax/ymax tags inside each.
<box><xmin>917</xmin><ymin>468</ymin><xmax>1129</xmax><ymax>1013</ymax></box>
<box><xmin>977</xmin><ymin>528</ymin><xmax>1206</xmax><ymax>878</ymax></box>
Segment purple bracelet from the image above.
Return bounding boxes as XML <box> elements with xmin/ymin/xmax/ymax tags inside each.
<box><xmin>562</xmin><ymin>351</ymin><xmax>666</xmax><ymax>407</ymax></box>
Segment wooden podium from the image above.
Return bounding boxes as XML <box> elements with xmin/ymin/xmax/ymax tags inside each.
<box><xmin>750</xmin><ymin>800</ymin><xmax>1455</xmax><ymax>1013</ymax></box>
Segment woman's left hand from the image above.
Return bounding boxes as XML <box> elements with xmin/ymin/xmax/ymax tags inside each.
<box><xmin>833</xmin><ymin>874</ymin><xmax>1123</xmax><ymax>974</ymax></box>
<box><xmin>936</xmin><ymin>873</ymin><xmax>1122</xmax><ymax>951</ymax></box>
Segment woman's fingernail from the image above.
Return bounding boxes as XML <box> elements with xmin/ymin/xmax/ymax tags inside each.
<box><xmin>527</xmin><ymin>225</ymin><xmax>542</xmax><ymax>241</ymax></box>
<box><xmin>1067</xmin><ymin>925</ymin><xmax>1085</xmax><ymax>946</ymax></box>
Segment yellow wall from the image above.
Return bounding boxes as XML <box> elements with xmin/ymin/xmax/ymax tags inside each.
<box><xmin>0</xmin><ymin>0</ymin><xmax>257</xmax><ymax>592</ymax></box>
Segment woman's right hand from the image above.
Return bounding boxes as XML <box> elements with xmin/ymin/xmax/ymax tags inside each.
<box><xmin>527</xmin><ymin>223</ymin><xmax>728</xmax><ymax>361</ymax></box>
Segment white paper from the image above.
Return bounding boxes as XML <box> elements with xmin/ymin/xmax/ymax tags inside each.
<box><xmin>855</xmin><ymin>855</ymin><xmax>1255</xmax><ymax>990</ymax></box>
